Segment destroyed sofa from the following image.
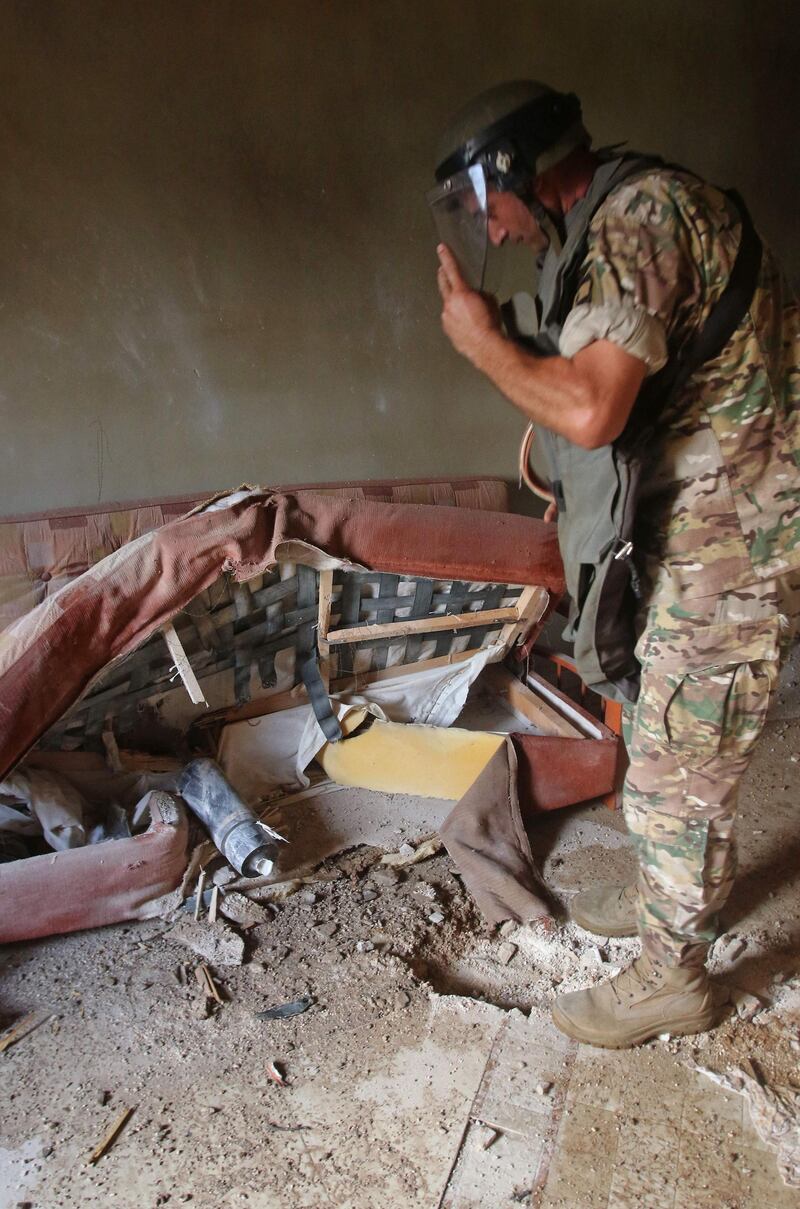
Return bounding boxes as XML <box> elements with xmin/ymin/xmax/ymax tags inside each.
<box><xmin>0</xmin><ymin>477</ymin><xmax>618</xmax><ymax>942</ymax></box>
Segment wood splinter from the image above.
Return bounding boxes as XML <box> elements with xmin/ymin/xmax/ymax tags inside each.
<box><xmin>194</xmin><ymin>963</ymin><xmax>224</xmax><ymax>1005</ymax></box>
<box><xmin>194</xmin><ymin>869</ymin><xmax>207</xmax><ymax>921</ymax></box>
<box><xmin>87</xmin><ymin>1106</ymin><xmax>135</xmax><ymax>1165</ymax></box>
<box><xmin>0</xmin><ymin>1012</ymin><xmax>51</xmax><ymax>1055</ymax></box>
<box><xmin>162</xmin><ymin>621</ymin><xmax>207</xmax><ymax>705</ymax></box>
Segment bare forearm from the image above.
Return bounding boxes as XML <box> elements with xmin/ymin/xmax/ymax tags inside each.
<box><xmin>467</xmin><ymin>330</ymin><xmax>605</xmax><ymax>446</ymax></box>
<box><xmin>469</xmin><ymin>328</ymin><xmax>648</xmax><ymax>449</ymax></box>
<box><xmin>435</xmin><ymin>244</ymin><xmax>646</xmax><ymax>448</ymax></box>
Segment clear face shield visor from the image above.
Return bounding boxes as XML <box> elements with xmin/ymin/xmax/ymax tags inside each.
<box><xmin>426</xmin><ymin>164</ymin><xmax>489</xmax><ymax>291</ymax></box>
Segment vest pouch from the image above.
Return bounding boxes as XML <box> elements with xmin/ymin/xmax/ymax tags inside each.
<box><xmin>550</xmin><ymin>436</ymin><xmax>645</xmax><ymax>705</ymax></box>
<box><xmin>562</xmin><ymin>563</ymin><xmax>597</xmax><ymax>641</ymax></box>
<box><xmin>569</xmin><ymin>524</ymin><xmax>643</xmax><ymax>704</ymax></box>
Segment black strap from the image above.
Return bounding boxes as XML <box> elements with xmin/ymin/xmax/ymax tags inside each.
<box><xmin>295</xmin><ymin>571</ymin><xmax>342</xmax><ymax>743</ymax></box>
<box><xmin>670</xmin><ymin>189</ymin><xmax>761</xmax><ymax>390</ymax></box>
<box><xmin>299</xmin><ymin>653</ymin><xmax>343</xmax><ymax>743</ymax></box>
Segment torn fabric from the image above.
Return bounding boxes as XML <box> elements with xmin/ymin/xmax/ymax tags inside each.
<box><xmin>332</xmin><ymin>642</ymin><xmax>504</xmax><ymax>728</ymax></box>
<box><xmin>0</xmin><ymin>766</ymin><xmax>88</xmax><ymax>850</ymax></box>
<box><xmin>440</xmin><ymin>738</ymin><xmax>550</xmax><ymax>924</ymax></box>
<box><xmin>0</xmin><ymin>476</ymin><xmax>511</xmax><ymax>634</ymax></box>
<box><xmin>0</xmin><ymin>490</ymin><xmax>563</xmax><ymax>780</ymax></box>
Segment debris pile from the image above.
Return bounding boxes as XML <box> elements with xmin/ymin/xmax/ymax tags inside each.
<box><xmin>694</xmin><ymin>1058</ymin><xmax>800</xmax><ymax>1187</ymax></box>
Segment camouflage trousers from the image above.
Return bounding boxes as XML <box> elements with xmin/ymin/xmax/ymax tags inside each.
<box><xmin>622</xmin><ymin>569</ymin><xmax>800</xmax><ymax>968</ymax></box>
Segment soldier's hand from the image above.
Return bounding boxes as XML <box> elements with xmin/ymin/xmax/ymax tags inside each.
<box><xmin>437</xmin><ymin>244</ymin><xmax>502</xmax><ymax>365</ymax></box>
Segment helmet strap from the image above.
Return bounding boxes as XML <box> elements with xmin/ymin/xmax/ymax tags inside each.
<box><xmin>536</xmin><ymin>206</ymin><xmax>564</xmax><ymax>254</ymax></box>
<box><xmin>504</xmin><ymin>175</ymin><xmax>564</xmax><ymax>253</ymax></box>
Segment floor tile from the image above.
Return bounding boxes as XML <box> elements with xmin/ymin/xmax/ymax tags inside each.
<box><xmin>680</xmin><ymin>1078</ymin><xmax>744</xmax><ymax>1137</ymax></box>
<box><xmin>607</xmin><ymin>1119</ymin><xmax>681</xmax><ymax>1209</ymax></box>
<box><xmin>442</xmin><ymin>1125</ymin><xmax>544</xmax><ymax>1208</ymax></box>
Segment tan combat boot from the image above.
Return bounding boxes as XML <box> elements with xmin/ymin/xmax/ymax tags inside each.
<box><xmin>551</xmin><ymin>952</ymin><xmax>717</xmax><ymax>1049</ymax></box>
<box><xmin>569</xmin><ymin>882</ymin><xmax>638</xmax><ymax>937</ymax></box>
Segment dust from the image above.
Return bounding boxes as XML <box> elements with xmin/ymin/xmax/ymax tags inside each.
<box><xmin>1</xmin><ymin>716</ymin><xmax>798</xmax><ymax>1207</ymax></box>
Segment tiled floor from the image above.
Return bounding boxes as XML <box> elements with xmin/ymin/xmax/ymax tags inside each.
<box><xmin>441</xmin><ymin>1009</ymin><xmax>800</xmax><ymax>1208</ymax></box>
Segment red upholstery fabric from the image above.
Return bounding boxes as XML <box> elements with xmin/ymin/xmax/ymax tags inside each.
<box><xmin>0</xmin><ymin>476</ymin><xmax>509</xmax><ymax>633</ymax></box>
<box><xmin>0</xmin><ymin>491</ymin><xmax>563</xmax><ymax>780</ymax></box>
<box><xmin>0</xmin><ymin>795</ymin><xmax>189</xmax><ymax>944</ymax></box>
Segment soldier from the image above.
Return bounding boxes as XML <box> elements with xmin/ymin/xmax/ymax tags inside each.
<box><xmin>430</xmin><ymin>81</ymin><xmax>800</xmax><ymax>1047</ymax></box>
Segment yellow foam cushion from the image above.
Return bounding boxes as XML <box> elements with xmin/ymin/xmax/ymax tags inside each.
<box><xmin>319</xmin><ymin>715</ymin><xmax>504</xmax><ymax>799</ymax></box>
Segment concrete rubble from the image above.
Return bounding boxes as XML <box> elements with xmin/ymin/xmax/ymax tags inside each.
<box><xmin>1</xmin><ymin>680</ymin><xmax>798</xmax><ymax>1206</ymax></box>
<box><xmin>171</xmin><ymin>918</ymin><xmax>246</xmax><ymax>968</ymax></box>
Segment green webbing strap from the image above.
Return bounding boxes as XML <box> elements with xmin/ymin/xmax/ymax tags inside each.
<box><xmin>299</xmin><ymin>653</ymin><xmax>342</xmax><ymax>743</ymax></box>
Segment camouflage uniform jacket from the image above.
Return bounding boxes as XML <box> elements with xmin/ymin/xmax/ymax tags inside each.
<box><xmin>558</xmin><ymin>166</ymin><xmax>800</xmax><ymax>600</ymax></box>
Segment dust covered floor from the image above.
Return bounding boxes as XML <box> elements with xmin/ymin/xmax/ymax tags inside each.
<box><xmin>1</xmin><ymin>716</ymin><xmax>799</xmax><ymax>1208</ymax></box>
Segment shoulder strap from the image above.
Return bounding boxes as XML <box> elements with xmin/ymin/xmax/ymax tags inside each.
<box><xmin>667</xmin><ymin>189</ymin><xmax>761</xmax><ymax>390</ymax></box>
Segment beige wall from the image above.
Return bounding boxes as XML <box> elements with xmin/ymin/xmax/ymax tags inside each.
<box><xmin>2</xmin><ymin>0</ymin><xmax>797</xmax><ymax>514</ymax></box>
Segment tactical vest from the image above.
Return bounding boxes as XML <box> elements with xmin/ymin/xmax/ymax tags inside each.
<box><xmin>527</xmin><ymin>155</ymin><xmax>761</xmax><ymax>703</ymax></box>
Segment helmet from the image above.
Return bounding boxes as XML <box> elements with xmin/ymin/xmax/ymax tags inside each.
<box><xmin>428</xmin><ymin>80</ymin><xmax>588</xmax><ymax>291</ymax></box>
<box><xmin>434</xmin><ymin>80</ymin><xmax>589</xmax><ymax>193</ymax></box>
